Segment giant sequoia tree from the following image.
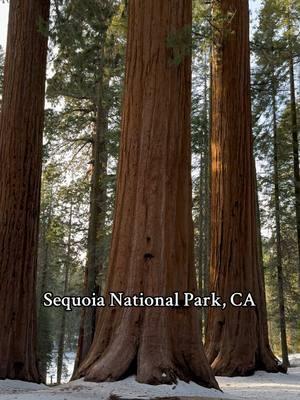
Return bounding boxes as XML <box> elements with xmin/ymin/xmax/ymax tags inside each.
<box><xmin>205</xmin><ymin>0</ymin><xmax>284</xmax><ymax>376</ymax></box>
<box><xmin>75</xmin><ymin>0</ymin><xmax>218</xmax><ymax>388</ymax></box>
<box><xmin>0</xmin><ymin>0</ymin><xmax>50</xmax><ymax>382</ymax></box>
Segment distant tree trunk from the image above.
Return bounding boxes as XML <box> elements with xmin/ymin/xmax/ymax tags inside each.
<box><xmin>255</xmin><ymin>169</ymin><xmax>264</xmax><ymax>277</ymax></box>
<box><xmin>271</xmin><ymin>86</ymin><xmax>290</xmax><ymax>369</ymax></box>
<box><xmin>205</xmin><ymin>0</ymin><xmax>283</xmax><ymax>376</ymax></box>
<box><xmin>57</xmin><ymin>201</ymin><xmax>73</xmax><ymax>384</ymax></box>
<box><xmin>198</xmin><ymin>60</ymin><xmax>208</xmax><ymax>336</ymax></box>
<box><xmin>198</xmin><ymin>52</ymin><xmax>210</xmax><ymax>337</ymax></box>
<box><xmin>204</xmin><ymin>49</ymin><xmax>213</xmax><ymax>338</ymax></box>
<box><xmin>73</xmin><ymin>70</ymin><xmax>108</xmax><ymax>374</ymax></box>
<box><xmin>38</xmin><ymin>200</ymin><xmax>53</xmax><ymax>318</ymax></box>
<box><xmin>289</xmin><ymin>57</ymin><xmax>300</xmax><ymax>291</ymax></box>
<box><xmin>0</xmin><ymin>0</ymin><xmax>49</xmax><ymax>382</ymax></box>
<box><xmin>37</xmin><ymin>186</ymin><xmax>54</xmax><ymax>382</ymax></box>
<box><xmin>197</xmin><ymin>165</ymin><xmax>204</xmax><ymax>337</ymax></box>
<box><xmin>74</xmin><ymin>0</ymin><xmax>218</xmax><ymax>388</ymax></box>
<box><xmin>37</xmin><ymin>238</ymin><xmax>50</xmax><ymax>382</ymax></box>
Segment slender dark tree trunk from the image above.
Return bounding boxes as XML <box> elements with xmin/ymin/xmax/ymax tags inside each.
<box><xmin>204</xmin><ymin>49</ymin><xmax>213</xmax><ymax>339</ymax></box>
<box><xmin>289</xmin><ymin>57</ymin><xmax>300</xmax><ymax>291</ymax></box>
<box><xmin>198</xmin><ymin>52</ymin><xmax>210</xmax><ymax>337</ymax></box>
<box><xmin>198</xmin><ymin>166</ymin><xmax>204</xmax><ymax>337</ymax></box>
<box><xmin>37</xmin><ymin>186</ymin><xmax>54</xmax><ymax>382</ymax></box>
<box><xmin>197</xmin><ymin>69</ymin><xmax>207</xmax><ymax>336</ymax></box>
<box><xmin>286</xmin><ymin>4</ymin><xmax>300</xmax><ymax>351</ymax></box>
<box><xmin>37</xmin><ymin>237</ymin><xmax>50</xmax><ymax>382</ymax></box>
<box><xmin>255</xmin><ymin>174</ymin><xmax>264</xmax><ymax>278</ymax></box>
<box><xmin>57</xmin><ymin>201</ymin><xmax>73</xmax><ymax>384</ymax></box>
<box><xmin>271</xmin><ymin>86</ymin><xmax>290</xmax><ymax>369</ymax></box>
<box><xmin>205</xmin><ymin>0</ymin><xmax>284</xmax><ymax>376</ymax></box>
<box><xmin>73</xmin><ymin>71</ymin><xmax>108</xmax><ymax>374</ymax></box>
<box><xmin>38</xmin><ymin>224</ymin><xmax>51</xmax><ymax>316</ymax></box>
<box><xmin>75</xmin><ymin>0</ymin><xmax>218</xmax><ymax>388</ymax></box>
<box><xmin>0</xmin><ymin>0</ymin><xmax>49</xmax><ymax>382</ymax></box>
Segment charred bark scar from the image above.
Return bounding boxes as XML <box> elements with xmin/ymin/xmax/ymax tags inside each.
<box><xmin>14</xmin><ymin>362</ymin><xmax>24</xmax><ymax>374</ymax></box>
<box><xmin>144</xmin><ymin>253</ymin><xmax>154</xmax><ymax>261</ymax></box>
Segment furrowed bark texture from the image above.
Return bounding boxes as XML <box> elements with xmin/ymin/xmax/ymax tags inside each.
<box><xmin>205</xmin><ymin>0</ymin><xmax>283</xmax><ymax>377</ymax></box>
<box><xmin>76</xmin><ymin>0</ymin><xmax>218</xmax><ymax>388</ymax></box>
<box><xmin>0</xmin><ymin>0</ymin><xmax>49</xmax><ymax>382</ymax></box>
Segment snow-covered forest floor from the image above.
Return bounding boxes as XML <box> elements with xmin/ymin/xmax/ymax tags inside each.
<box><xmin>0</xmin><ymin>354</ymin><xmax>299</xmax><ymax>400</ymax></box>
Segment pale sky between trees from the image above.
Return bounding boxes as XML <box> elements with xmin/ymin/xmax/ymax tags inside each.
<box><xmin>0</xmin><ymin>0</ymin><xmax>259</xmax><ymax>50</ymax></box>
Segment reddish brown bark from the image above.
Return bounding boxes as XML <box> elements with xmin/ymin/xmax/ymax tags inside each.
<box><xmin>205</xmin><ymin>0</ymin><xmax>284</xmax><ymax>376</ymax></box>
<box><xmin>0</xmin><ymin>0</ymin><xmax>49</xmax><ymax>382</ymax></box>
<box><xmin>75</xmin><ymin>0</ymin><xmax>218</xmax><ymax>388</ymax></box>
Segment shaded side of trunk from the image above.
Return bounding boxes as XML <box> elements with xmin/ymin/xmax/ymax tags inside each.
<box><xmin>271</xmin><ymin>87</ymin><xmax>290</xmax><ymax>369</ymax></box>
<box><xmin>73</xmin><ymin>72</ymin><xmax>108</xmax><ymax>374</ymax></box>
<box><xmin>0</xmin><ymin>0</ymin><xmax>50</xmax><ymax>382</ymax></box>
<box><xmin>74</xmin><ymin>0</ymin><xmax>218</xmax><ymax>389</ymax></box>
<box><xmin>57</xmin><ymin>201</ymin><xmax>73</xmax><ymax>384</ymax></box>
<box><xmin>205</xmin><ymin>0</ymin><xmax>283</xmax><ymax>376</ymax></box>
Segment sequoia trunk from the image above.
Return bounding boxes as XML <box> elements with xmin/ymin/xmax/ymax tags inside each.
<box><xmin>205</xmin><ymin>0</ymin><xmax>283</xmax><ymax>376</ymax></box>
<box><xmin>75</xmin><ymin>0</ymin><xmax>218</xmax><ymax>388</ymax></box>
<box><xmin>0</xmin><ymin>0</ymin><xmax>49</xmax><ymax>382</ymax></box>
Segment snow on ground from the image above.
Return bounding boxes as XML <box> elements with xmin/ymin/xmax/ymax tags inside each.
<box><xmin>0</xmin><ymin>376</ymin><xmax>232</xmax><ymax>399</ymax></box>
<box><xmin>216</xmin><ymin>352</ymin><xmax>300</xmax><ymax>399</ymax></box>
<box><xmin>1</xmin><ymin>355</ymin><xmax>300</xmax><ymax>399</ymax></box>
<box><xmin>289</xmin><ymin>353</ymin><xmax>300</xmax><ymax>367</ymax></box>
<box><xmin>218</xmin><ymin>367</ymin><xmax>300</xmax><ymax>400</ymax></box>
<box><xmin>1</xmin><ymin>371</ymin><xmax>300</xmax><ymax>400</ymax></box>
<box><xmin>0</xmin><ymin>380</ymin><xmax>46</xmax><ymax>395</ymax></box>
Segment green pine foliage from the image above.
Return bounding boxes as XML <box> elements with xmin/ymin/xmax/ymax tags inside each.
<box><xmin>36</xmin><ymin>0</ymin><xmax>127</xmax><ymax>381</ymax></box>
<box><xmin>252</xmin><ymin>0</ymin><xmax>300</xmax><ymax>354</ymax></box>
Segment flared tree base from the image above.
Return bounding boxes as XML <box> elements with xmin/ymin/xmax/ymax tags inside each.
<box><xmin>206</xmin><ymin>344</ymin><xmax>286</xmax><ymax>377</ymax></box>
<box><xmin>75</xmin><ymin>308</ymin><xmax>219</xmax><ymax>390</ymax></box>
<box><xmin>0</xmin><ymin>360</ymin><xmax>41</xmax><ymax>383</ymax></box>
